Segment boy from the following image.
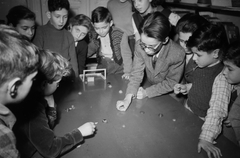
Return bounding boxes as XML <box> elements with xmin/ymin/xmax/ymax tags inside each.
<box><xmin>174</xmin><ymin>23</ymin><xmax>232</xmax><ymax>158</ymax></box>
<box><xmin>6</xmin><ymin>5</ymin><xmax>36</xmax><ymax>41</ymax></box>
<box><xmin>116</xmin><ymin>12</ymin><xmax>185</xmax><ymax>111</ymax></box>
<box><xmin>0</xmin><ymin>25</ymin><xmax>39</xmax><ymax>158</ymax></box>
<box><xmin>12</xmin><ymin>50</ymin><xmax>96</xmax><ymax>158</ymax></box>
<box><xmin>132</xmin><ymin>0</ymin><xmax>180</xmax><ymax>41</ymax></box>
<box><xmin>175</xmin><ymin>13</ymin><xmax>209</xmax><ymax>65</ymax></box>
<box><xmin>33</xmin><ymin>0</ymin><xmax>78</xmax><ymax>76</ymax></box>
<box><xmin>222</xmin><ymin>42</ymin><xmax>240</xmax><ymax>146</ymax></box>
<box><xmin>88</xmin><ymin>7</ymin><xmax>133</xmax><ymax>79</ymax></box>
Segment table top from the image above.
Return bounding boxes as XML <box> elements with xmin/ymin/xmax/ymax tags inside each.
<box><xmin>54</xmin><ymin>74</ymin><xmax>240</xmax><ymax>158</ymax></box>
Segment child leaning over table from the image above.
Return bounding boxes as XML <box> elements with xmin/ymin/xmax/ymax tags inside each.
<box><xmin>33</xmin><ymin>0</ymin><xmax>78</xmax><ymax>77</ymax></box>
<box><xmin>88</xmin><ymin>6</ymin><xmax>133</xmax><ymax>80</ymax></box>
<box><xmin>173</xmin><ymin>23</ymin><xmax>232</xmax><ymax>158</ymax></box>
<box><xmin>11</xmin><ymin>50</ymin><xmax>96</xmax><ymax>158</ymax></box>
<box><xmin>222</xmin><ymin>42</ymin><xmax>240</xmax><ymax>147</ymax></box>
<box><xmin>0</xmin><ymin>24</ymin><xmax>39</xmax><ymax>158</ymax></box>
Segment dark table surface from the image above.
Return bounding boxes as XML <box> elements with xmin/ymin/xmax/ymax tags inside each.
<box><xmin>54</xmin><ymin>74</ymin><xmax>240</xmax><ymax>158</ymax></box>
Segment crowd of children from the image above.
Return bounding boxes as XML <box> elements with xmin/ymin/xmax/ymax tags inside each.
<box><xmin>0</xmin><ymin>0</ymin><xmax>240</xmax><ymax>158</ymax></box>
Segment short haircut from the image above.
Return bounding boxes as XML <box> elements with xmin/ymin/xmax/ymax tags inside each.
<box><xmin>38</xmin><ymin>49</ymin><xmax>71</xmax><ymax>84</ymax></box>
<box><xmin>175</xmin><ymin>13</ymin><xmax>209</xmax><ymax>34</ymax></box>
<box><xmin>141</xmin><ymin>12</ymin><xmax>170</xmax><ymax>41</ymax></box>
<box><xmin>6</xmin><ymin>5</ymin><xmax>36</xmax><ymax>27</ymax></box>
<box><xmin>222</xmin><ymin>42</ymin><xmax>240</xmax><ymax>67</ymax></box>
<box><xmin>0</xmin><ymin>24</ymin><xmax>39</xmax><ymax>87</ymax></box>
<box><xmin>131</xmin><ymin>0</ymin><xmax>164</xmax><ymax>12</ymax></box>
<box><xmin>187</xmin><ymin>23</ymin><xmax>228</xmax><ymax>56</ymax></box>
<box><xmin>48</xmin><ymin>0</ymin><xmax>70</xmax><ymax>12</ymax></box>
<box><xmin>69</xmin><ymin>14</ymin><xmax>92</xmax><ymax>31</ymax></box>
<box><xmin>91</xmin><ymin>7</ymin><xmax>112</xmax><ymax>24</ymax></box>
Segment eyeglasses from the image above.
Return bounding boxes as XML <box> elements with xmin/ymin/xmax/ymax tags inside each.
<box><xmin>139</xmin><ymin>40</ymin><xmax>162</xmax><ymax>52</ymax></box>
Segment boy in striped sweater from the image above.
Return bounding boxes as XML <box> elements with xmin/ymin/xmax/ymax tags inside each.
<box><xmin>88</xmin><ymin>7</ymin><xmax>133</xmax><ymax>79</ymax></box>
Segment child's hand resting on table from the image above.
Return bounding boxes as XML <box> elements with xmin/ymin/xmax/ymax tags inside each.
<box><xmin>136</xmin><ymin>87</ymin><xmax>147</xmax><ymax>99</ymax></box>
<box><xmin>122</xmin><ymin>73</ymin><xmax>130</xmax><ymax>80</ymax></box>
<box><xmin>78</xmin><ymin>122</ymin><xmax>97</xmax><ymax>136</ymax></box>
<box><xmin>116</xmin><ymin>94</ymin><xmax>133</xmax><ymax>111</ymax></box>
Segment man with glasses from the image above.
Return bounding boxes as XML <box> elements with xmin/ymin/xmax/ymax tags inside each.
<box><xmin>116</xmin><ymin>12</ymin><xmax>185</xmax><ymax>111</ymax></box>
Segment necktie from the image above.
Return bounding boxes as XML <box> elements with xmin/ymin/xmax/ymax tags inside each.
<box><xmin>152</xmin><ymin>55</ymin><xmax>157</xmax><ymax>68</ymax></box>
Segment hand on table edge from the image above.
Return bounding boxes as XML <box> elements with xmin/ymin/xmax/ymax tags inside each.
<box><xmin>116</xmin><ymin>93</ymin><xmax>133</xmax><ymax>111</ymax></box>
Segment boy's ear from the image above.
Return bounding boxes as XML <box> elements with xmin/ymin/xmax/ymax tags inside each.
<box><xmin>8</xmin><ymin>78</ymin><xmax>21</xmax><ymax>99</ymax></box>
<box><xmin>46</xmin><ymin>11</ymin><xmax>51</xmax><ymax>19</ymax></box>
<box><xmin>163</xmin><ymin>37</ymin><xmax>169</xmax><ymax>44</ymax></box>
<box><xmin>110</xmin><ymin>20</ymin><xmax>113</xmax><ymax>27</ymax></box>
<box><xmin>212</xmin><ymin>49</ymin><xmax>220</xmax><ymax>58</ymax></box>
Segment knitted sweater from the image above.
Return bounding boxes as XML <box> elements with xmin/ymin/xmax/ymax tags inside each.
<box><xmin>33</xmin><ymin>21</ymin><xmax>78</xmax><ymax>76</ymax></box>
<box><xmin>187</xmin><ymin>62</ymin><xmax>224</xmax><ymax>117</ymax></box>
<box><xmin>88</xmin><ymin>26</ymin><xmax>132</xmax><ymax>74</ymax></box>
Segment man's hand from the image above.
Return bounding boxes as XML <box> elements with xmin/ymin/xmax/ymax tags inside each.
<box><xmin>198</xmin><ymin>139</ymin><xmax>222</xmax><ymax>158</ymax></box>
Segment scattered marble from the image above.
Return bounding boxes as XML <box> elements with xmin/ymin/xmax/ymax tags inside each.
<box><xmin>140</xmin><ymin>111</ymin><xmax>145</xmax><ymax>114</ymax></box>
<box><xmin>158</xmin><ymin>113</ymin><xmax>163</xmax><ymax>118</ymax></box>
<box><xmin>102</xmin><ymin>119</ymin><xmax>108</xmax><ymax>123</ymax></box>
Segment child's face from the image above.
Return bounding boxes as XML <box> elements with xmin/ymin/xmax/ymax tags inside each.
<box><xmin>43</xmin><ymin>79</ymin><xmax>61</xmax><ymax>96</ymax></box>
<box><xmin>15</xmin><ymin>19</ymin><xmax>35</xmax><ymax>40</ymax></box>
<box><xmin>132</xmin><ymin>0</ymin><xmax>151</xmax><ymax>15</ymax></box>
<box><xmin>191</xmin><ymin>47</ymin><xmax>218</xmax><ymax>68</ymax></box>
<box><xmin>223</xmin><ymin>60</ymin><xmax>240</xmax><ymax>85</ymax></box>
<box><xmin>93</xmin><ymin>21</ymin><xmax>112</xmax><ymax>37</ymax></box>
<box><xmin>140</xmin><ymin>33</ymin><xmax>163</xmax><ymax>56</ymax></box>
<box><xmin>69</xmin><ymin>25</ymin><xmax>88</xmax><ymax>42</ymax></box>
<box><xmin>49</xmin><ymin>9</ymin><xmax>68</xmax><ymax>30</ymax></box>
<box><xmin>15</xmin><ymin>71</ymin><xmax>38</xmax><ymax>103</ymax></box>
<box><xmin>178</xmin><ymin>32</ymin><xmax>192</xmax><ymax>54</ymax></box>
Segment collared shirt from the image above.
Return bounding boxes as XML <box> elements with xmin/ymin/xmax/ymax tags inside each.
<box><xmin>199</xmin><ymin>72</ymin><xmax>232</xmax><ymax>143</ymax></box>
<box><xmin>99</xmin><ymin>34</ymin><xmax>113</xmax><ymax>58</ymax></box>
<box><xmin>0</xmin><ymin>103</ymin><xmax>19</xmax><ymax>158</ymax></box>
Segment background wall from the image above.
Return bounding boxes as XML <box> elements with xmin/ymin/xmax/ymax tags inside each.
<box><xmin>0</xmin><ymin>0</ymin><xmax>27</xmax><ymax>24</ymax></box>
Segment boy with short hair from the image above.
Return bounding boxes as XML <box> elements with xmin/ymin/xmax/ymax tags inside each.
<box><xmin>0</xmin><ymin>24</ymin><xmax>39</xmax><ymax>158</ymax></box>
<box><xmin>33</xmin><ymin>0</ymin><xmax>78</xmax><ymax>76</ymax></box>
<box><xmin>116</xmin><ymin>12</ymin><xmax>185</xmax><ymax>111</ymax></box>
<box><xmin>222</xmin><ymin>42</ymin><xmax>240</xmax><ymax>146</ymax></box>
<box><xmin>175</xmin><ymin>13</ymin><xmax>209</xmax><ymax>65</ymax></box>
<box><xmin>88</xmin><ymin>6</ymin><xmax>133</xmax><ymax>79</ymax></box>
<box><xmin>174</xmin><ymin>23</ymin><xmax>232</xmax><ymax>158</ymax></box>
<box><xmin>6</xmin><ymin>5</ymin><xmax>36</xmax><ymax>41</ymax></box>
<box><xmin>12</xmin><ymin>49</ymin><xmax>96</xmax><ymax>158</ymax></box>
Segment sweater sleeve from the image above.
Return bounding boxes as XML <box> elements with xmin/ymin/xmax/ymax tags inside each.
<box><xmin>27</xmin><ymin>107</ymin><xmax>83</xmax><ymax>157</ymax></box>
<box><xmin>126</xmin><ymin>41</ymin><xmax>145</xmax><ymax>96</ymax></box>
<box><xmin>67</xmin><ymin>33</ymin><xmax>79</xmax><ymax>76</ymax></box>
<box><xmin>120</xmin><ymin>32</ymin><xmax>133</xmax><ymax>74</ymax></box>
<box><xmin>76</xmin><ymin>40</ymin><xmax>88</xmax><ymax>74</ymax></box>
<box><xmin>33</xmin><ymin>27</ymin><xmax>44</xmax><ymax>49</ymax></box>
